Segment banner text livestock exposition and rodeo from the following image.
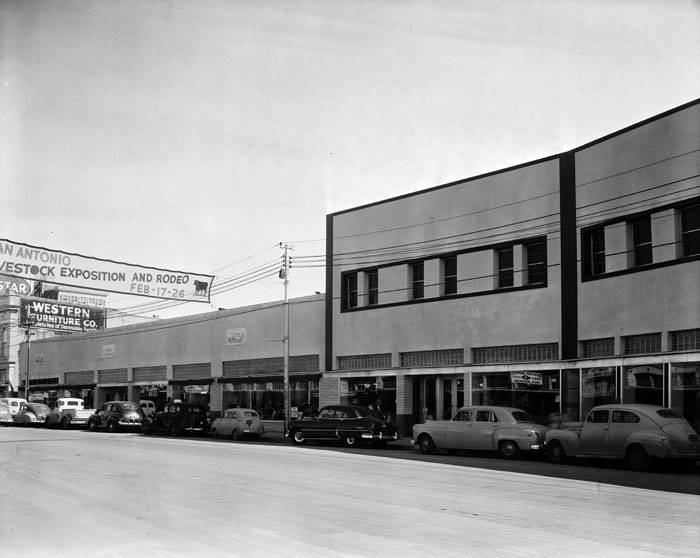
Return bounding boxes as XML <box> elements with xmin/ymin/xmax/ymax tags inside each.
<box><xmin>0</xmin><ymin>239</ymin><xmax>213</xmax><ymax>302</ymax></box>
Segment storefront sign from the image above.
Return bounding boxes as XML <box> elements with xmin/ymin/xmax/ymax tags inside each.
<box><xmin>510</xmin><ymin>372</ymin><xmax>543</xmax><ymax>386</ymax></box>
<box><xmin>0</xmin><ymin>238</ymin><xmax>213</xmax><ymax>302</ymax></box>
<box><xmin>0</xmin><ymin>273</ymin><xmax>31</xmax><ymax>296</ymax></box>
<box><xmin>184</xmin><ymin>385</ymin><xmax>209</xmax><ymax>394</ymax></box>
<box><xmin>101</xmin><ymin>344</ymin><xmax>115</xmax><ymax>358</ymax></box>
<box><xmin>19</xmin><ymin>297</ymin><xmax>106</xmax><ymax>332</ymax></box>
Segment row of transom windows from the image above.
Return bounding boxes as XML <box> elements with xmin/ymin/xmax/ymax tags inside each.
<box><xmin>340</xmin><ymin>237</ymin><xmax>547</xmax><ymax>311</ymax></box>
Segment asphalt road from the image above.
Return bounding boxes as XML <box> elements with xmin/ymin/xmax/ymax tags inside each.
<box><xmin>1</xmin><ymin>427</ymin><xmax>698</xmax><ymax>557</ymax></box>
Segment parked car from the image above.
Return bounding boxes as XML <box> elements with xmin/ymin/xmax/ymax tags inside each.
<box><xmin>141</xmin><ymin>402</ymin><xmax>209</xmax><ymax>436</ymax></box>
<box><xmin>88</xmin><ymin>401</ymin><xmax>144</xmax><ymax>432</ymax></box>
<box><xmin>544</xmin><ymin>404</ymin><xmax>700</xmax><ymax>471</ymax></box>
<box><xmin>288</xmin><ymin>405</ymin><xmax>399</xmax><ymax>447</ymax></box>
<box><xmin>210</xmin><ymin>408</ymin><xmax>263</xmax><ymax>440</ymax></box>
<box><xmin>45</xmin><ymin>397</ymin><xmax>95</xmax><ymax>428</ymax></box>
<box><xmin>412</xmin><ymin>406</ymin><xmax>548</xmax><ymax>459</ymax></box>
<box><xmin>13</xmin><ymin>402</ymin><xmax>51</xmax><ymax>426</ymax></box>
<box><xmin>0</xmin><ymin>402</ymin><xmax>12</xmax><ymax>425</ymax></box>
<box><xmin>139</xmin><ymin>400</ymin><xmax>156</xmax><ymax>419</ymax></box>
<box><xmin>0</xmin><ymin>397</ymin><xmax>28</xmax><ymax>416</ymax></box>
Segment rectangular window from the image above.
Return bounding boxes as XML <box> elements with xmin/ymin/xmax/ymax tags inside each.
<box><xmin>525</xmin><ymin>239</ymin><xmax>547</xmax><ymax>286</ymax></box>
<box><xmin>443</xmin><ymin>256</ymin><xmax>457</xmax><ymax>295</ymax></box>
<box><xmin>623</xmin><ymin>333</ymin><xmax>661</xmax><ymax>355</ymax></box>
<box><xmin>341</xmin><ymin>272</ymin><xmax>358</xmax><ymax>311</ymax></box>
<box><xmin>366</xmin><ymin>269</ymin><xmax>378</xmax><ymax>306</ymax></box>
<box><xmin>583</xmin><ymin>227</ymin><xmax>605</xmax><ymax>277</ymax></box>
<box><xmin>497</xmin><ymin>247</ymin><xmax>514</xmax><ymax>288</ymax></box>
<box><xmin>399</xmin><ymin>349</ymin><xmax>464</xmax><ymax>367</ymax></box>
<box><xmin>681</xmin><ymin>203</ymin><xmax>700</xmax><ymax>256</ymax></box>
<box><xmin>411</xmin><ymin>262</ymin><xmax>424</xmax><ymax>299</ymax></box>
<box><xmin>581</xmin><ymin>338</ymin><xmax>615</xmax><ymax>358</ymax></box>
<box><xmin>338</xmin><ymin>353</ymin><xmax>392</xmax><ymax>371</ymax></box>
<box><xmin>671</xmin><ymin>329</ymin><xmax>700</xmax><ymax>351</ymax></box>
<box><xmin>631</xmin><ymin>216</ymin><xmax>652</xmax><ymax>266</ymax></box>
<box><xmin>472</xmin><ymin>343</ymin><xmax>559</xmax><ymax>364</ymax></box>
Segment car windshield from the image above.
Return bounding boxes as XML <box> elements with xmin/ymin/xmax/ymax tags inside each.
<box><xmin>511</xmin><ymin>411</ymin><xmax>533</xmax><ymax>423</ymax></box>
<box><xmin>656</xmin><ymin>409</ymin><xmax>683</xmax><ymax>419</ymax></box>
<box><xmin>243</xmin><ymin>411</ymin><xmax>258</xmax><ymax>418</ymax></box>
<box><xmin>120</xmin><ymin>403</ymin><xmax>139</xmax><ymax>411</ymax></box>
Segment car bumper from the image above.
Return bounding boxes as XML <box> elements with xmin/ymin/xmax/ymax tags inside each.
<box><xmin>361</xmin><ymin>432</ymin><xmax>399</xmax><ymax>441</ymax></box>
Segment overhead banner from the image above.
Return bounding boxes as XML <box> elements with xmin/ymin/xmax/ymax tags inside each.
<box><xmin>20</xmin><ymin>297</ymin><xmax>107</xmax><ymax>333</ymax></box>
<box><xmin>0</xmin><ymin>239</ymin><xmax>213</xmax><ymax>302</ymax></box>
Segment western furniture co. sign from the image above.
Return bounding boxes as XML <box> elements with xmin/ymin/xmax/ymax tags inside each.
<box><xmin>0</xmin><ymin>239</ymin><xmax>213</xmax><ymax>302</ymax></box>
<box><xmin>20</xmin><ymin>297</ymin><xmax>107</xmax><ymax>332</ymax></box>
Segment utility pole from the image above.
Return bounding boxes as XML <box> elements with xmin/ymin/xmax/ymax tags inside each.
<box><xmin>24</xmin><ymin>317</ymin><xmax>35</xmax><ymax>400</ymax></box>
<box><xmin>279</xmin><ymin>242</ymin><xmax>293</xmax><ymax>435</ymax></box>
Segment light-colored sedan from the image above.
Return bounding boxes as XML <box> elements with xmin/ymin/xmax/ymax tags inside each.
<box><xmin>211</xmin><ymin>408</ymin><xmax>263</xmax><ymax>440</ymax></box>
<box><xmin>544</xmin><ymin>404</ymin><xmax>700</xmax><ymax>471</ymax></box>
<box><xmin>411</xmin><ymin>406</ymin><xmax>548</xmax><ymax>459</ymax></box>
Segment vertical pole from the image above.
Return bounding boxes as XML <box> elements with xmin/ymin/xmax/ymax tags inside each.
<box><xmin>24</xmin><ymin>323</ymin><xmax>31</xmax><ymax>400</ymax></box>
<box><xmin>281</xmin><ymin>243</ymin><xmax>291</xmax><ymax>435</ymax></box>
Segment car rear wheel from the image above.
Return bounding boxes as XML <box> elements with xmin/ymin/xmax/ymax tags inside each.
<box><xmin>211</xmin><ymin>428</ymin><xmax>218</xmax><ymax>439</ymax></box>
<box><xmin>44</xmin><ymin>417</ymin><xmax>51</xmax><ymax>428</ymax></box>
<box><xmin>418</xmin><ymin>434</ymin><xmax>435</xmax><ymax>454</ymax></box>
<box><xmin>88</xmin><ymin>420</ymin><xmax>98</xmax><ymax>432</ymax></box>
<box><xmin>107</xmin><ymin>421</ymin><xmax>117</xmax><ymax>433</ymax></box>
<box><xmin>141</xmin><ymin>421</ymin><xmax>152</xmax><ymax>435</ymax></box>
<box><xmin>292</xmin><ymin>430</ymin><xmax>306</xmax><ymax>445</ymax></box>
<box><xmin>344</xmin><ymin>435</ymin><xmax>359</xmax><ymax>447</ymax></box>
<box><xmin>231</xmin><ymin>429</ymin><xmax>241</xmax><ymax>441</ymax></box>
<box><xmin>546</xmin><ymin>440</ymin><xmax>567</xmax><ymax>463</ymax></box>
<box><xmin>498</xmin><ymin>440</ymin><xmax>520</xmax><ymax>459</ymax></box>
<box><xmin>626</xmin><ymin>444</ymin><xmax>652</xmax><ymax>472</ymax></box>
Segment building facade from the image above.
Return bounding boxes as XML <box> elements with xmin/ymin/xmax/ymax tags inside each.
<box><xmin>19</xmin><ymin>295</ymin><xmax>325</xmax><ymax>417</ymax></box>
<box><xmin>17</xmin><ymin>99</ymin><xmax>700</xmax><ymax>435</ymax></box>
<box><xmin>324</xmin><ymin>99</ymin><xmax>700</xmax><ymax>435</ymax></box>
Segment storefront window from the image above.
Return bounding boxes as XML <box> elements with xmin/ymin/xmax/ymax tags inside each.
<box><xmin>581</xmin><ymin>367</ymin><xmax>618</xmax><ymax>418</ymax></box>
<box><xmin>622</xmin><ymin>365</ymin><xmax>663</xmax><ymax>406</ymax></box>
<box><xmin>671</xmin><ymin>363</ymin><xmax>700</xmax><ymax>434</ymax></box>
<box><xmin>340</xmin><ymin>377</ymin><xmax>396</xmax><ymax>421</ymax></box>
<box><xmin>223</xmin><ymin>379</ymin><xmax>319</xmax><ymax>420</ymax></box>
<box><xmin>471</xmin><ymin>370</ymin><xmax>559</xmax><ymax>425</ymax></box>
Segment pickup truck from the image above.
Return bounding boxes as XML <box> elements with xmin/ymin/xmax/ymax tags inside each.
<box><xmin>45</xmin><ymin>398</ymin><xmax>95</xmax><ymax>429</ymax></box>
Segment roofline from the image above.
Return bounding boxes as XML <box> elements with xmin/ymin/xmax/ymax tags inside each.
<box><xmin>329</xmin><ymin>97</ymin><xmax>700</xmax><ymax>217</ymax></box>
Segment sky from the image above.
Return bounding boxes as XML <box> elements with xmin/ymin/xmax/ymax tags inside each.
<box><xmin>1</xmin><ymin>0</ymin><xmax>699</xmax><ymax>321</ymax></box>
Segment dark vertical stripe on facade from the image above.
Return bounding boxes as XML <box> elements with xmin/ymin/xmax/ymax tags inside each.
<box><xmin>325</xmin><ymin>214</ymin><xmax>334</xmax><ymax>372</ymax></box>
<box><xmin>559</xmin><ymin>152</ymin><xmax>578</xmax><ymax>359</ymax></box>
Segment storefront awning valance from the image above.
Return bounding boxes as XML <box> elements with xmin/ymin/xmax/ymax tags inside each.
<box><xmin>168</xmin><ymin>378</ymin><xmax>214</xmax><ymax>386</ymax></box>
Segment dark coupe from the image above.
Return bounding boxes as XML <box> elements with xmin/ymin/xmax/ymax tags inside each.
<box><xmin>288</xmin><ymin>405</ymin><xmax>399</xmax><ymax>447</ymax></box>
<box><xmin>142</xmin><ymin>402</ymin><xmax>210</xmax><ymax>436</ymax></box>
<box><xmin>88</xmin><ymin>401</ymin><xmax>144</xmax><ymax>432</ymax></box>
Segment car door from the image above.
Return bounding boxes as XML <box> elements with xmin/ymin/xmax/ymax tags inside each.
<box><xmin>607</xmin><ymin>409</ymin><xmax>642</xmax><ymax>458</ymax></box>
<box><xmin>471</xmin><ymin>409</ymin><xmax>499</xmax><ymax>450</ymax></box>
<box><xmin>306</xmin><ymin>407</ymin><xmax>336</xmax><ymax>439</ymax></box>
<box><xmin>579</xmin><ymin>409</ymin><xmax>610</xmax><ymax>456</ymax></box>
<box><xmin>443</xmin><ymin>409</ymin><xmax>473</xmax><ymax>449</ymax></box>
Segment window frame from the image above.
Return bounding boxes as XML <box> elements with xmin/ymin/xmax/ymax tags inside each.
<box><xmin>496</xmin><ymin>246</ymin><xmax>514</xmax><ymax>288</ymax></box>
<box><xmin>411</xmin><ymin>261</ymin><xmax>424</xmax><ymax>300</ymax></box>
<box><xmin>366</xmin><ymin>268</ymin><xmax>378</xmax><ymax>306</ymax></box>
<box><xmin>442</xmin><ymin>255</ymin><xmax>457</xmax><ymax>295</ymax></box>
<box><xmin>582</xmin><ymin>226</ymin><xmax>605</xmax><ymax>278</ymax></box>
<box><xmin>341</xmin><ymin>271</ymin><xmax>358</xmax><ymax>311</ymax></box>
<box><xmin>680</xmin><ymin>202</ymin><xmax>700</xmax><ymax>257</ymax></box>
<box><xmin>524</xmin><ymin>239</ymin><xmax>547</xmax><ymax>286</ymax></box>
<box><xmin>631</xmin><ymin>215</ymin><xmax>652</xmax><ymax>267</ymax></box>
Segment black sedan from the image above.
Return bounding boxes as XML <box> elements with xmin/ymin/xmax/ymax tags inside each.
<box><xmin>88</xmin><ymin>401</ymin><xmax>144</xmax><ymax>432</ymax></box>
<box><xmin>141</xmin><ymin>402</ymin><xmax>209</xmax><ymax>436</ymax></box>
<box><xmin>288</xmin><ymin>405</ymin><xmax>399</xmax><ymax>447</ymax></box>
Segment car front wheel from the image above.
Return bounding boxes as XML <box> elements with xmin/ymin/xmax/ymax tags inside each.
<box><xmin>292</xmin><ymin>430</ymin><xmax>306</xmax><ymax>445</ymax></box>
<box><xmin>231</xmin><ymin>429</ymin><xmax>240</xmax><ymax>441</ymax></box>
<box><xmin>107</xmin><ymin>421</ymin><xmax>117</xmax><ymax>433</ymax></box>
<box><xmin>498</xmin><ymin>440</ymin><xmax>520</xmax><ymax>459</ymax></box>
<box><xmin>546</xmin><ymin>440</ymin><xmax>567</xmax><ymax>463</ymax></box>
<box><xmin>344</xmin><ymin>435</ymin><xmax>359</xmax><ymax>447</ymax></box>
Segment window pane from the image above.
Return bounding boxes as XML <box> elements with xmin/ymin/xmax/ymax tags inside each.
<box><xmin>412</xmin><ymin>262</ymin><xmax>424</xmax><ymax>299</ymax></box>
<box><xmin>497</xmin><ymin>247</ymin><xmax>513</xmax><ymax>288</ymax></box>
<box><xmin>632</xmin><ymin>217</ymin><xmax>652</xmax><ymax>266</ymax></box>
<box><xmin>366</xmin><ymin>269</ymin><xmax>378</xmax><ymax>306</ymax></box>
<box><xmin>681</xmin><ymin>203</ymin><xmax>700</xmax><ymax>256</ymax></box>
<box><xmin>526</xmin><ymin>240</ymin><xmax>547</xmax><ymax>286</ymax></box>
<box><xmin>443</xmin><ymin>256</ymin><xmax>457</xmax><ymax>295</ymax></box>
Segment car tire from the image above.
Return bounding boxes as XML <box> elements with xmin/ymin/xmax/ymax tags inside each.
<box><xmin>498</xmin><ymin>440</ymin><xmax>520</xmax><ymax>459</ymax></box>
<box><xmin>546</xmin><ymin>440</ymin><xmax>567</xmax><ymax>463</ymax></box>
<box><xmin>291</xmin><ymin>430</ymin><xmax>306</xmax><ymax>445</ymax></box>
<box><xmin>88</xmin><ymin>420</ymin><xmax>98</xmax><ymax>432</ymax></box>
<box><xmin>61</xmin><ymin>417</ymin><xmax>70</xmax><ymax>429</ymax></box>
<box><xmin>44</xmin><ymin>417</ymin><xmax>51</xmax><ymax>428</ymax></box>
<box><xmin>211</xmin><ymin>428</ymin><xmax>218</xmax><ymax>439</ymax></box>
<box><xmin>141</xmin><ymin>422</ymin><xmax>152</xmax><ymax>435</ymax></box>
<box><xmin>107</xmin><ymin>421</ymin><xmax>117</xmax><ymax>433</ymax></box>
<box><xmin>344</xmin><ymin>435</ymin><xmax>359</xmax><ymax>447</ymax></box>
<box><xmin>418</xmin><ymin>434</ymin><xmax>435</xmax><ymax>454</ymax></box>
<box><xmin>231</xmin><ymin>429</ymin><xmax>241</xmax><ymax>441</ymax></box>
<box><xmin>626</xmin><ymin>444</ymin><xmax>652</xmax><ymax>472</ymax></box>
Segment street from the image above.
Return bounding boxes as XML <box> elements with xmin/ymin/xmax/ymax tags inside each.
<box><xmin>1</xmin><ymin>427</ymin><xmax>698</xmax><ymax>557</ymax></box>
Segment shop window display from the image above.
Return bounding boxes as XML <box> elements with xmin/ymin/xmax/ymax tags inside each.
<box><xmin>581</xmin><ymin>367</ymin><xmax>618</xmax><ymax>418</ymax></box>
<box><xmin>671</xmin><ymin>363</ymin><xmax>700</xmax><ymax>434</ymax></box>
<box><xmin>340</xmin><ymin>377</ymin><xmax>396</xmax><ymax>422</ymax></box>
<box><xmin>622</xmin><ymin>365</ymin><xmax>663</xmax><ymax>406</ymax></box>
<box><xmin>471</xmin><ymin>370</ymin><xmax>559</xmax><ymax>425</ymax></box>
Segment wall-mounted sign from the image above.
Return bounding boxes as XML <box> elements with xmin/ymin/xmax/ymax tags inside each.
<box><xmin>510</xmin><ymin>372</ymin><xmax>543</xmax><ymax>386</ymax></box>
<box><xmin>226</xmin><ymin>328</ymin><xmax>248</xmax><ymax>345</ymax></box>
<box><xmin>0</xmin><ymin>238</ymin><xmax>213</xmax><ymax>302</ymax></box>
<box><xmin>20</xmin><ymin>297</ymin><xmax>106</xmax><ymax>333</ymax></box>
<box><xmin>58</xmin><ymin>290</ymin><xmax>107</xmax><ymax>308</ymax></box>
<box><xmin>0</xmin><ymin>273</ymin><xmax>32</xmax><ymax>296</ymax></box>
<box><xmin>101</xmin><ymin>344</ymin><xmax>115</xmax><ymax>358</ymax></box>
